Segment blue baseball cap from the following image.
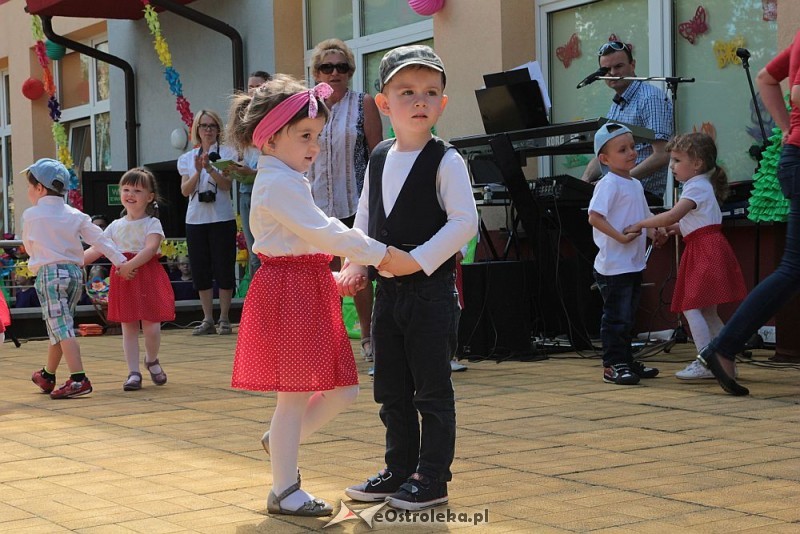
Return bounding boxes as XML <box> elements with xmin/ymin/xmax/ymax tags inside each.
<box><xmin>594</xmin><ymin>123</ymin><xmax>632</xmax><ymax>174</ymax></box>
<box><xmin>21</xmin><ymin>158</ymin><xmax>69</xmax><ymax>191</ymax></box>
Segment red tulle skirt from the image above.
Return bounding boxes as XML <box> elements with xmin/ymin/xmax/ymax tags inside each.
<box><xmin>671</xmin><ymin>224</ymin><xmax>747</xmax><ymax>312</ymax></box>
<box><xmin>231</xmin><ymin>253</ymin><xmax>358</xmax><ymax>392</ymax></box>
<box><xmin>108</xmin><ymin>253</ymin><xmax>176</xmax><ymax>323</ymax></box>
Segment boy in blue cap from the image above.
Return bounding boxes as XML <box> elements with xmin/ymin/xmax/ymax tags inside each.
<box><xmin>588</xmin><ymin>124</ymin><xmax>664</xmax><ymax>385</ymax></box>
<box><xmin>23</xmin><ymin>158</ymin><xmax>127</xmax><ymax>399</ymax></box>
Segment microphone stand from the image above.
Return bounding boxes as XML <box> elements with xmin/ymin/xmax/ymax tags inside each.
<box><xmin>598</xmin><ymin>74</ymin><xmax>696</xmax><ymax>356</ymax></box>
<box><xmin>737</xmin><ymin>49</ymin><xmax>768</xmax><ymax>351</ymax></box>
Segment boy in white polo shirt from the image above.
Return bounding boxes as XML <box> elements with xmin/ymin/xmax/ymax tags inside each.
<box><xmin>23</xmin><ymin>158</ymin><xmax>127</xmax><ymax>399</ymax></box>
<box><xmin>588</xmin><ymin>124</ymin><xmax>664</xmax><ymax>385</ymax></box>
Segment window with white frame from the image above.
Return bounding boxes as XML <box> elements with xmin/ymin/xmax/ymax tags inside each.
<box><xmin>57</xmin><ymin>37</ymin><xmax>111</xmax><ymax>185</ymax></box>
<box><xmin>0</xmin><ymin>69</ymin><xmax>12</xmax><ymax>234</ymax></box>
<box><xmin>304</xmin><ymin>0</ymin><xmax>434</xmax><ymax>136</ymax></box>
<box><xmin>536</xmin><ymin>0</ymin><xmax>778</xmax><ymax>184</ymax></box>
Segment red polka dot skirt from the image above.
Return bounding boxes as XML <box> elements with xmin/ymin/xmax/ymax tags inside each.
<box><xmin>231</xmin><ymin>253</ymin><xmax>358</xmax><ymax>392</ymax></box>
<box><xmin>671</xmin><ymin>224</ymin><xmax>747</xmax><ymax>313</ymax></box>
<box><xmin>108</xmin><ymin>253</ymin><xmax>176</xmax><ymax>323</ymax></box>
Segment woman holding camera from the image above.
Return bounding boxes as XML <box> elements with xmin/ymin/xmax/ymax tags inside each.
<box><xmin>178</xmin><ymin>109</ymin><xmax>238</xmax><ymax>335</ymax></box>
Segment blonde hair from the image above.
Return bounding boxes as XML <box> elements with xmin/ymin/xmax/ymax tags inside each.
<box><xmin>189</xmin><ymin>109</ymin><xmax>224</xmax><ymax>146</ymax></box>
<box><xmin>666</xmin><ymin>132</ymin><xmax>729</xmax><ymax>203</ymax></box>
<box><xmin>226</xmin><ymin>74</ymin><xmax>330</xmax><ymax>153</ymax></box>
<box><xmin>309</xmin><ymin>38</ymin><xmax>356</xmax><ymax>78</ymax></box>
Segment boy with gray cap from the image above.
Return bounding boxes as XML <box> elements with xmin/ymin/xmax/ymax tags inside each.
<box><xmin>338</xmin><ymin>45</ymin><xmax>478</xmax><ymax>510</ymax></box>
<box><xmin>588</xmin><ymin>124</ymin><xmax>663</xmax><ymax>385</ymax></box>
<box><xmin>23</xmin><ymin>158</ymin><xmax>127</xmax><ymax>399</ymax></box>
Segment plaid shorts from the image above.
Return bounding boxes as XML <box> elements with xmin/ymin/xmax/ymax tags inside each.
<box><xmin>34</xmin><ymin>264</ymin><xmax>84</xmax><ymax>344</ymax></box>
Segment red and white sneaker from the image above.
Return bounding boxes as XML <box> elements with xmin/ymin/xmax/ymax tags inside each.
<box><xmin>50</xmin><ymin>378</ymin><xmax>93</xmax><ymax>399</ymax></box>
<box><xmin>32</xmin><ymin>370</ymin><xmax>56</xmax><ymax>393</ymax></box>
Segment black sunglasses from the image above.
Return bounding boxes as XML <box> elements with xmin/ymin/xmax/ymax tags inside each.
<box><xmin>598</xmin><ymin>41</ymin><xmax>628</xmax><ymax>56</ymax></box>
<box><xmin>318</xmin><ymin>62</ymin><xmax>351</xmax><ymax>75</ymax></box>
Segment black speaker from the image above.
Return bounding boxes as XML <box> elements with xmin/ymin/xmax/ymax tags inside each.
<box><xmin>458</xmin><ymin>261</ymin><xmax>535</xmax><ymax>360</ymax></box>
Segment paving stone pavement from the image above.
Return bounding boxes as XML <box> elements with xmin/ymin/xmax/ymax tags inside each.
<box><xmin>1</xmin><ymin>328</ymin><xmax>799</xmax><ymax>533</ymax></box>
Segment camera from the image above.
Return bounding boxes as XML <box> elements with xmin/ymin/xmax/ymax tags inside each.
<box><xmin>198</xmin><ymin>191</ymin><xmax>217</xmax><ymax>203</ymax></box>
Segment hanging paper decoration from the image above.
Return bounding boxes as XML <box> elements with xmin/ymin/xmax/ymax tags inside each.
<box><xmin>408</xmin><ymin>0</ymin><xmax>445</xmax><ymax>16</ymax></box>
<box><xmin>556</xmin><ymin>33</ymin><xmax>581</xmax><ymax>68</ymax></box>
<box><xmin>607</xmin><ymin>34</ymin><xmax>634</xmax><ymax>56</ymax></box>
<box><xmin>713</xmin><ymin>37</ymin><xmax>745</xmax><ymax>68</ymax></box>
<box><xmin>762</xmin><ymin>0</ymin><xmax>777</xmax><ymax>22</ymax></box>
<box><xmin>45</xmin><ymin>39</ymin><xmax>66</xmax><ymax>61</ymax></box>
<box><xmin>140</xmin><ymin>1</ymin><xmax>194</xmax><ymax>128</ymax></box>
<box><xmin>678</xmin><ymin>6</ymin><xmax>709</xmax><ymax>45</ymax></box>
<box><xmin>748</xmin><ymin>127</ymin><xmax>789</xmax><ymax>222</ymax></box>
<box><xmin>21</xmin><ymin>78</ymin><xmax>45</xmax><ymax>100</ymax></box>
<box><xmin>29</xmin><ymin>15</ymin><xmax>82</xmax><ymax>209</ymax></box>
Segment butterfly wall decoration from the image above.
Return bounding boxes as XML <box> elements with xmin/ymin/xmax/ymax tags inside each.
<box><xmin>556</xmin><ymin>33</ymin><xmax>581</xmax><ymax>68</ymax></box>
<box><xmin>713</xmin><ymin>36</ymin><xmax>745</xmax><ymax>68</ymax></box>
<box><xmin>678</xmin><ymin>6</ymin><xmax>709</xmax><ymax>45</ymax></box>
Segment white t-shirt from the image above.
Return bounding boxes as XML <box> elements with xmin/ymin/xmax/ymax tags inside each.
<box><xmin>177</xmin><ymin>144</ymin><xmax>237</xmax><ymax>224</ymax></box>
<box><xmin>353</xmin><ymin>144</ymin><xmax>479</xmax><ymax>276</ymax></box>
<box><xmin>677</xmin><ymin>173</ymin><xmax>721</xmax><ymax>236</ymax></box>
<box><xmin>588</xmin><ymin>171</ymin><xmax>651</xmax><ymax>276</ymax></box>
<box><xmin>250</xmin><ymin>155</ymin><xmax>386</xmax><ymax>266</ymax></box>
<box><xmin>104</xmin><ymin>216</ymin><xmax>165</xmax><ymax>254</ymax></box>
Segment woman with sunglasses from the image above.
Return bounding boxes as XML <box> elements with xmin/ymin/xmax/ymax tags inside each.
<box><xmin>177</xmin><ymin>109</ymin><xmax>238</xmax><ymax>335</ymax></box>
<box><xmin>307</xmin><ymin>38</ymin><xmax>384</xmax><ymax>363</ymax></box>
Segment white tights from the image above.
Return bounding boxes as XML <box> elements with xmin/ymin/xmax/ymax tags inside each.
<box><xmin>683</xmin><ymin>306</ymin><xmax>725</xmax><ymax>353</ymax></box>
<box><xmin>121</xmin><ymin>320</ymin><xmax>162</xmax><ymax>373</ymax></box>
<box><xmin>269</xmin><ymin>385</ymin><xmax>359</xmax><ymax>509</ymax></box>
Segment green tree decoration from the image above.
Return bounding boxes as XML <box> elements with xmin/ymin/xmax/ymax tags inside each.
<box><xmin>748</xmin><ymin>126</ymin><xmax>790</xmax><ymax>223</ymax></box>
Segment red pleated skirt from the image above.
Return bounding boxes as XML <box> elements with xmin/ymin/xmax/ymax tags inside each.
<box><xmin>671</xmin><ymin>224</ymin><xmax>747</xmax><ymax>312</ymax></box>
<box><xmin>231</xmin><ymin>253</ymin><xmax>358</xmax><ymax>392</ymax></box>
<box><xmin>108</xmin><ymin>253</ymin><xmax>176</xmax><ymax>323</ymax></box>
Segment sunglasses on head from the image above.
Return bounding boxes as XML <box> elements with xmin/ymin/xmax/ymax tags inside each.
<box><xmin>597</xmin><ymin>41</ymin><xmax>628</xmax><ymax>56</ymax></box>
<box><xmin>318</xmin><ymin>62</ymin><xmax>351</xmax><ymax>75</ymax></box>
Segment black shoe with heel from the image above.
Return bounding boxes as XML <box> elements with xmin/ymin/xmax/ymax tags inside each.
<box><xmin>697</xmin><ymin>347</ymin><xmax>749</xmax><ymax>396</ymax></box>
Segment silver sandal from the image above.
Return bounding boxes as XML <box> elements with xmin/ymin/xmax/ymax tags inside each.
<box><xmin>192</xmin><ymin>320</ymin><xmax>215</xmax><ymax>336</ymax></box>
<box><xmin>266</xmin><ymin>480</ymin><xmax>332</xmax><ymax>516</ymax></box>
<box><xmin>360</xmin><ymin>336</ymin><xmax>374</xmax><ymax>362</ymax></box>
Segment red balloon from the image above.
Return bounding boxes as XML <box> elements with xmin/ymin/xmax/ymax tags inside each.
<box><xmin>22</xmin><ymin>78</ymin><xmax>45</xmax><ymax>100</ymax></box>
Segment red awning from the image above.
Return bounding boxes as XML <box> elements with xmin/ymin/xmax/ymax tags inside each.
<box><xmin>25</xmin><ymin>0</ymin><xmax>195</xmax><ymax>20</ymax></box>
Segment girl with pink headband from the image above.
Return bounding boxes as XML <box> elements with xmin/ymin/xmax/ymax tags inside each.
<box><xmin>225</xmin><ymin>74</ymin><xmax>417</xmax><ymax>517</ymax></box>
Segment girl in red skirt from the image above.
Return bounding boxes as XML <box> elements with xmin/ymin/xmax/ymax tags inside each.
<box><xmin>624</xmin><ymin>133</ymin><xmax>747</xmax><ymax>379</ymax></box>
<box><xmin>225</xmin><ymin>75</ymin><xmax>415</xmax><ymax>517</ymax></box>
<box><xmin>84</xmin><ymin>168</ymin><xmax>175</xmax><ymax>391</ymax></box>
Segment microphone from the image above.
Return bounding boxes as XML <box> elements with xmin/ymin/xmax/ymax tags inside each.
<box><xmin>736</xmin><ymin>48</ymin><xmax>751</xmax><ymax>60</ymax></box>
<box><xmin>576</xmin><ymin>67</ymin><xmax>610</xmax><ymax>89</ymax></box>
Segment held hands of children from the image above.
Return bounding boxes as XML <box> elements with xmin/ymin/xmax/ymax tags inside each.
<box><xmin>336</xmin><ymin>246</ymin><xmax>422</xmax><ymax>297</ymax></box>
<box><xmin>623</xmin><ymin>224</ymin><xmax>669</xmax><ymax>248</ymax></box>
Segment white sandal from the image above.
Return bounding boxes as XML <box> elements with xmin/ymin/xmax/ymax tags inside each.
<box><xmin>360</xmin><ymin>336</ymin><xmax>374</xmax><ymax>362</ymax></box>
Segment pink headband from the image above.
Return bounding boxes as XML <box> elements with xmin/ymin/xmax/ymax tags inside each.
<box><xmin>252</xmin><ymin>83</ymin><xmax>334</xmax><ymax>149</ymax></box>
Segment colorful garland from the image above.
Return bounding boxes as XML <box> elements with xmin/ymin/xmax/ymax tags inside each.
<box><xmin>30</xmin><ymin>15</ymin><xmax>83</xmax><ymax>211</ymax></box>
<box><xmin>141</xmin><ymin>1</ymin><xmax>194</xmax><ymax>128</ymax></box>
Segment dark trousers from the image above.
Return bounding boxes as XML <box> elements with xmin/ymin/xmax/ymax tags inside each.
<box><xmin>372</xmin><ymin>270</ymin><xmax>459</xmax><ymax>482</ymax></box>
<box><xmin>711</xmin><ymin>143</ymin><xmax>800</xmax><ymax>360</ymax></box>
<box><xmin>593</xmin><ymin>270</ymin><xmax>643</xmax><ymax>367</ymax></box>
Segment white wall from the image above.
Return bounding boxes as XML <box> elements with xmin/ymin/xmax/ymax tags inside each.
<box><xmin>108</xmin><ymin>0</ymin><xmax>276</xmax><ymax>169</ymax></box>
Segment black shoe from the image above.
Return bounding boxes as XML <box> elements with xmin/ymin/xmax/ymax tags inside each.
<box><xmin>385</xmin><ymin>473</ymin><xmax>448</xmax><ymax>511</ymax></box>
<box><xmin>345</xmin><ymin>469</ymin><xmax>403</xmax><ymax>502</ymax></box>
<box><xmin>697</xmin><ymin>347</ymin><xmax>749</xmax><ymax>396</ymax></box>
<box><xmin>630</xmin><ymin>360</ymin><xmax>659</xmax><ymax>378</ymax></box>
<box><xmin>603</xmin><ymin>364</ymin><xmax>640</xmax><ymax>385</ymax></box>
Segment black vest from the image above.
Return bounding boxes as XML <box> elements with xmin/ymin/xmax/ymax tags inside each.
<box><xmin>368</xmin><ymin>137</ymin><xmax>456</xmax><ymax>278</ymax></box>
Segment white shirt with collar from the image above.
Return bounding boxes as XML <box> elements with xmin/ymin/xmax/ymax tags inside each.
<box><xmin>22</xmin><ymin>196</ymin><xmax>126</xmax><ymax>275</ymax></box>
<box><xmin>250</xmin><ymin>155</ymin><xmax>386</xmax><ymax>266</ymax></box>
